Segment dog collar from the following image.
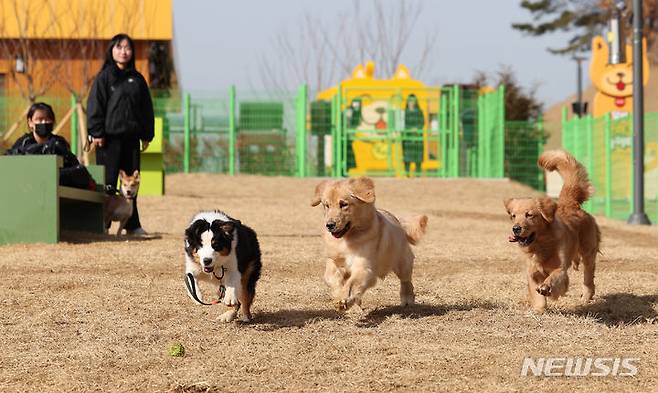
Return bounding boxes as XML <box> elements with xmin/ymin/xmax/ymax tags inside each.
<box><xmin>213</xmin><ymin>265</ymin><xmax>227</xmax><ymax>281</ymax></box>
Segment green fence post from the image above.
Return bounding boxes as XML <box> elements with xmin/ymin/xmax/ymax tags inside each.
<box><xmin>584</xmin><ymin>115</ymin><xmax>594</xmax><ymax>212</ymax></box>
<box><xmin>330</xmin><ymin>94</ymin><xmax>336</xmax><ymax>177</ymax></box>
<box><xmin>440</xmin><ymin>89</ymin><xmax>448</xmax><ymax>178</ymax></box>
<box><xmin>295</xmin><ymin>84</ymin><xmax>308</xmax><ymax>177</ymax></box>
<box><xmin>183</xmin><ymin>92</ymin><xmax>191</xmax><ymax>173</ymax></box>
<box><xmin>228</xmin><ymin>85</ymin><xmax>236</xmax><ymax>176</ymax></box>
<box><xmin>537</xmin><ymin>114</ymin><xmax>545</xmax><ymax>191</ymax></box>
<box><xmin>497</xmin><ymin>85</ymin><xmax>506</xmax><ymax>178</ymax></box>
<box><xmin>336</xmin><ymin>85</ymin><xmax>344</xmax><ymax>177</ymax></box>
<box><xmin>70</xmin><ymin>95</ymin><xmax>78</xmax><ymax>156</ymax></box>
<box><xmin>451</xmin><ymin>85</ymin><xmax>460</xmax><ymax>177</ymax></box>
<box><xmin>626</xmin><ymin>116</ymin><xmax>634</xmax><ymax>216</ymax></box>
<box><xmin>477</xmin><ymin>92</ymin><xmax>484</xmax><ymax>178</ymax></box>
<box><xmin>604</xmin><ymin>113</ymin><xmax>613</xmax><ymax>217</ymax></box>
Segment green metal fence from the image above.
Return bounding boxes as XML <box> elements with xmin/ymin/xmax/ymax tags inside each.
<box><xmin>505</xmin><ymin>118</ymin><xmax>545</xmax><ymax>191</ymax></box>
<box><xmin>562</xmin><ymin>109</ymin><xmax>658</xmax><ymax>222</ymax></box>
<box><xmin>1</xmin><ymin>86</ymin><xmax>546</xmax><ymax>188</ymax></box>
<box><xmin>320</xmin><ymin>84</ymin><xmax>518</xmax><ymax>180</ymax></box>
<box><xmin>153</xmin><ymin>87</ymin><xmax>308</xmax><ymax>176</ymax></box>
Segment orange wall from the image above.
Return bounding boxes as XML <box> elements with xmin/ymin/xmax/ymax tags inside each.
<box><xmin>0</xmin><ymin>0</ymin><xmax>172</xmax><ymax>40</ymax></box>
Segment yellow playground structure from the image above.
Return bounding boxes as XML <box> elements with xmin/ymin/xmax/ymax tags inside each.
<box><xmin>317</xmin><ymin>61</ymin><xmax>440</xmax><ymax>176</ymax></box>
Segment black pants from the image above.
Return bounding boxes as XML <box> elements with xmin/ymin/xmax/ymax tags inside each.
<box><xmin>96</xmin><ymin>135</ymin><xmax>142</xmax><ymax>231</ymax></box>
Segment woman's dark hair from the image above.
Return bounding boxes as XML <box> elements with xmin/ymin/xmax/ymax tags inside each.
<box><xmin>102</xmin><ymin>33</ymin><xmax>136</xmax><ymax>70</ymax></box>
<box><xmin>27</xmin><ymin>102</ymin><xmax>56</xmax><ymax>123</ymax></box>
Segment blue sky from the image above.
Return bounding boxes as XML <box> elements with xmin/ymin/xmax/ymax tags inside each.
<box><xmin>172</xmin><ymin>0</ymin><xmax>580</xmax><ymax>107</ymax></box>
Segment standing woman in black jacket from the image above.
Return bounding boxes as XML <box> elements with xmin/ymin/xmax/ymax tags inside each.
<box><xmin>87</xmin><ymin>33</ymin><xmax>154</xmax><ymax>236</ymax></box>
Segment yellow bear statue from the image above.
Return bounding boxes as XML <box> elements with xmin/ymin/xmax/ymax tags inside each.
<box><xmin>590</xmin><ymin>35</ymin><xmax>649</xmax><ymax>117</ymax></box>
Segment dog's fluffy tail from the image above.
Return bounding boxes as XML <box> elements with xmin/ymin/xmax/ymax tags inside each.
<box><xmin>538</xmin><ymin>149</ymin><xmax>593</xmax><ymax>208</ymax></box>
<box><xmin>404</xmin><ymin>215</ymin><xmax>428</xmax><ymax>245</ymax></box>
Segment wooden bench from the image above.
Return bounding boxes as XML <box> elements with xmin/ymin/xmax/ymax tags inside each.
<box><xmin>0</xmin><ymin>155</ymin><xmax>106</xmax><ymax>244</ymax></box>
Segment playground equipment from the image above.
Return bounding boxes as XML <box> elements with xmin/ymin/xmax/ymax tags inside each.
<box><xmin>139</xmin><ymin>117</ymin><xmax>165</xmax><ymax>196</ymax></box>
<box><xmin>316</xmin><ymin>61</ymin><xmax>439</xmax><ymax>176</ymax></box>
<box><xmin>311</xmin><ymin>62</ymin><xmax>512</xmax><ymax>180</ymax></box>
<box><xmin>590</xmin><ymin>35</ymin><xmax>649</xmax><ymax>117</ymax></box>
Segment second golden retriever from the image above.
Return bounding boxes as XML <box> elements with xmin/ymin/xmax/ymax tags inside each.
<box><xmin>311</xmin><ymin>177</ymin><xmax>428</xmax><ymax>312</ymax></box>
<box><xmin>505</xmin><ymin>149</ymin><xmax>600</xmax><ymax>313</ymax></box>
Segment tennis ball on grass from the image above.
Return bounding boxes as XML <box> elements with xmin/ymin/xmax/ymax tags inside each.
<box><xmin>168</xmin><ymin>343</ymin><xmax>185</xmax><ymax>357</ymax></box>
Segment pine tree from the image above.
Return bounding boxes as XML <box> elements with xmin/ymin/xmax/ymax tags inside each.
<box><xmin>512</xmin><ymin>0</ymin><xmax>658</xmax><ymax>59</ymax></box>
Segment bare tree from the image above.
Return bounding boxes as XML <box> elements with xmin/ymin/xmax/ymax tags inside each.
<box><xmin>48</xmin><ymin>1</ymin><xmax>110</xmax><ymax>163</ymax></box>
<box><xmin>0</xmin><ymin>0</ymin><xmax>62</xmax><ymax>102</ymax></box>
<box><xmin>0</xmin><ymin>0</ymin><xmax>64</xmax><ymax>144</ymax></box>
<box><xmin>257</xmin><ymin>0</ymin><xmax>437</xmax><ymax>93</ymax></box>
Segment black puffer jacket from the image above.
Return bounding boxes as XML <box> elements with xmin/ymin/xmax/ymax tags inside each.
<box><xmin>6</xmin><ymin>133</ymin><xmax>79</xmax><ymax>168</ymax></box>
<box><xmin>87</xmin><ymin>64</ymin><xmax>154</xmax><ymax>141</ymax></box>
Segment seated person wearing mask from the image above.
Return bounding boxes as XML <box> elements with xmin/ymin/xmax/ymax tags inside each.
<box><xmin>6</xmin><ymin>102</ymin><xmax>95</xmax><ymax>190</ymax></box>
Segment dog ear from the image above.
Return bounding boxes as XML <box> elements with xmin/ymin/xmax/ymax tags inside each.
<box><xmin>221</xmin><ymin>221</ymin><xmax>235</xmax><ymax>235</ymax></box>
<box><xmin>212</xmin><ymin>220</ymin><xmax>235</xmax><ymax>235</ymax></box>
<box><xmin>349</xmin><ymin>177</ymin><xmax>375</xmax><ymax>203</ymax></box>
<box><xmin>311</xmin><ymin>180</ymin><xmax>329</xmax><ymax>207</ymax></box>
<box><xmin>590</xmin><ymin>36</ymin><xmax>607</xmax><ymax>81</ymax></box>
<box><xmin>503</xmin><ymin>198</ymin><xmax>513</xmax><ymax>213</ymax></box>
<box><xmin>119</xmin><ymin>169</ymin><xmax>127</xmax><ymax>179</ymax></box>
<box><xmin>537</xmin><ymin>198</ymin><xmax>557</xmax><ymax>223</ymax></box>
<box><xmin>132</xmin><ymin>170</ymin><xmax>140</xmax><ymax>179</ymax></box>
<box><xmin>185</xmin><ymin>220</ymin><xmax>208</xmax><ymax>253</ymax></box>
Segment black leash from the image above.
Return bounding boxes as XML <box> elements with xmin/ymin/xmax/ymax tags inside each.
<box><xmin>185</xmin><ymin>266</ymin><xmax>227</xmax><ymax>306</ymax></box>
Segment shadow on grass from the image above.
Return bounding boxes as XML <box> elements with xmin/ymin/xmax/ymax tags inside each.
<box><xmin>356</xmin><ymin>299</ymin><xmax>500</xmax><ymax>328</ymax></box>
<box><xmin>60</xmin><ymin>230</ymin><xmax>164</xmax><ymax>244</ymax></box>
<box><xmin>571</xmin><ymin>293</ymin><xmax>658</xmax><ymax>326</ymax></box>
<box><xmin>251</xmin><ymin>299</ymin><xmax>501</xmax><ymax>330</ymax></box>
<box><xmin>250</xmin><ymin>308</ymin><xmax>342</xmax><ymax>330</ymax></box>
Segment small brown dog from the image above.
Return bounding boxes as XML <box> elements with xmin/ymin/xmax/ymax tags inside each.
<box><xmin>505</xmin><ymin>149</ymin><xmax>600</xmax><ymax>313</ymax></box>
<box><xmin>104</xmin><ymin>170</ymin><xmax>140</xmax><ymax>236</ymax></box>
<box><xmin>311</xmin><ymin>177</ymin><xmax>428</xmax><ymax>312</ymax></box>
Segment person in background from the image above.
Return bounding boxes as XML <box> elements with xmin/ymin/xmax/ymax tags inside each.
<box><xmin>87</xmin><ymin>33</ymin><xmax>154</xmax><ymax>237</ymax></box>
<box><xmin>6</xmin><ymin>102</ymin><xmax>95</xmax><ymax>190</ymax></box>
<box><xmin>402</xmin><ymin>94</ymin><xmax>425</xmax><ymax>176</ymax></box>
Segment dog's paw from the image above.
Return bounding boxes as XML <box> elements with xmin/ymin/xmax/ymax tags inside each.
<box><xmin>537</xmin><ymin>284</ymin><xmax>552</xmax><ymax>297</ymax></box>
<box><xmin>217</xmin><ymin>309</ymin><xmax>237</xmax><ymax>323</ymax></box>
<box><xmin>580</xmin><ymin>294</ymin><xmax>594</xmax><ymax>303</ymax></box>
<box><xmin>530</xmin><ymin>306</ymin><xmax>546</xmax><ymax>314</ymax></box>
<box><xmin>335</xmin><ymin>298</ymin><xmax>354</xmax><ymax>312</ymax></box>
<box><xmin>400</xmin><ymin>294</ymin><xmax>415</xmax><ymax>307</ymax></box>
<box><xmin>223</xmin><ymin>287</ymin><xmax>239</xmax><ymax>307</ymax></box>
<box><xmin>238</xmin><ymin>313</ymin><xmax>252</xmax><ymax>323</ymax></box>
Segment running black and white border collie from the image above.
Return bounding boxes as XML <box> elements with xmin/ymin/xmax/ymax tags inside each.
<box><xmin>184</xmin><ymin>210</ymin><xmax>262</xmax><ymax>322</ymax></box>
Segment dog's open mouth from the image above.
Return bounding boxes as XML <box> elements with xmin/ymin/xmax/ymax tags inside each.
<box><xmin>203</xmin><ymin>266</ymin><xmax>214</xmax><ymax>273</ymax></box>
<box><xmin>330</xmin><ymin>222</ymin><xmax>351</xmax><ymax>238</ymax></box>
<box><xmin>508</xmin><ymin>232</ymin><xmax>535</xmax><ymax>246</ymax></box>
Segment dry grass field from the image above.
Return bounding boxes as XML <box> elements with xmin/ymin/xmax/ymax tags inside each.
<box><xmin>1</xmin><ymin>174</ymin><xmax>657</xmax><ymax>392</ymax></box>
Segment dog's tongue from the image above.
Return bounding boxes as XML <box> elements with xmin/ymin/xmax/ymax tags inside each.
<box><xmin>331</xmin><ymin>231</ymin><xmax>342</xmax><ymax>238</ymax></box>
<box><xmin>508</xmin><ymin>234</ymin><xmax>518</xmax><ymax>243</ymax></box>
<box><xmin>203</xmin><ymin>267</ymin><xmax>213</xmax><ymax>273</ymax></box>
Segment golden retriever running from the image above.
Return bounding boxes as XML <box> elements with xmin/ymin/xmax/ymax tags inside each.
<box><xmin>311</xmin><ymin>177</ymin><xmax>428</xmax><ymax>312</ymax></box>
<box><xmin>505</xmin><ymin>149</ymin><xmax>600</xmax><ymax>313</ymax></box>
